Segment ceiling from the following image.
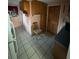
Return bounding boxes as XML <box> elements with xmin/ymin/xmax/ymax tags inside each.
<box><xmin>38</xmin><ymin>0</ymin><xmax>69</xmax><ymax>4</ymax></box>
<box><xmin>8</xmin><ymin>0</ymin><xmax>69</xmax><ymax>5</ymax></box>
<box><xmin>38</xmin><ymin>0</ymin><xmax>67</xmax><ymax>3</ymax></box>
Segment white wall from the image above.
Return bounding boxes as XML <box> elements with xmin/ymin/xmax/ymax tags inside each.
<box><xmin>8</xmin><ymin>0</ymin><xmax>21</xmax><ymax>5</ymax></box>
<box><xmin>22</xmin><ymin>13</ymin><xmax>32</xmax><ymax>35</ymax></box>
<box><xmin>38</xmin><ymin>0</ymin><xmax>68</xmax><ymax>5</ymax></box>
<box><xmin>57</xmin><ymin>4</ymin><xmax>65</xmax><ymax>33</ymax></box>
<box><xmin>57</xmin><ymin>2</ymin><xmax>69</xmax><ymax>33</ymax></box>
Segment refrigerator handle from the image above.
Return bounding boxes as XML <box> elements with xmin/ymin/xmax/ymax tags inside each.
<box><xmin>9</xmin><ymin>21</ymin><xmax>18</xmax><ymax>53</ymax></box>
<box><xmin>9</xmin><ymin>21</ymin><xmax>16</xmax><ymax>40</ymax></box>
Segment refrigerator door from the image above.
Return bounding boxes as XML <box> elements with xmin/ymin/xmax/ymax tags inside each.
<box><xmin>9</xmin><ymin>20</ymin><xmax>18</xmax><ymax>53</ymax></box>
<box><xmin>8</xmin><ymin>14</ymin><xmax>17</xmax><ymax>59</ymax></box>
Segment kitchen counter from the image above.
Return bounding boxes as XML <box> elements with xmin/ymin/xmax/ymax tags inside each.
<box><xmin>12</xmin><ymin>15</ymin><xmax>21</xmax><ymax>28</ymax></box>
<box><xmin>55</xmin><ymin>26</ymin><xmax>70</xmax><ymax>48</ymax></box>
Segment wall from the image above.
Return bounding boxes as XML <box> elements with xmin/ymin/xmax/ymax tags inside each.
<box><xmin>57</xmin><ymin>2</ymin><xmax>69</xmax><ymax>33</ymax></box>
<box><xmin>19</xmin><ymin>1</ymin><xmax>32</xmax><ymax>35</ymax></box>
<box><xmin>38</xmin><ymin>0</ymin><xmax>68</xmax><ymax>4</ymax></box>
<box><xmin>12</xmin><ymin>16</ymin><xmax>21</xmax><ymax>28</ymax></box>
<box><xmin>8</xmin><ymin>0</ymin><xmax>21</xmax><ymax>5</ymax></box>
<box><xmin>22</xmin><ymin>13</ymin><xmax>32</xmax><ymax>35</ymax></box>
<box><xmin>23</xmin><ymin>1</ymin><xmax>32</xmax><ymax>35</ymax></box>
<box><xmin>57</xmin><ymin>4</ymin><xmax>65</xmax><ymax>33</ymax></box>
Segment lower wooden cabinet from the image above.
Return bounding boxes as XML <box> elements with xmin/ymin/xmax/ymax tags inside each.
<box><xmin>52</xmin><ymin>42</ymin><xmax>67</xmax><ymax>59</ymax></box>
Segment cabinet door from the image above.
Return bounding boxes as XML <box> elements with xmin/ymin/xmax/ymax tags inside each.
<box><xmin>20</xmin><ymin>1</ymin><xmax>30</xmax><ymax>15</ymax></box>
<box><xmin>24</xmin><ymin>1</ymin><xmax>30</xmax><ymax>14</ymax></box>
<box><xmin>32</xmin><ymin>1</ymin><xmax>42</xmax><ymax>15</ymax></box>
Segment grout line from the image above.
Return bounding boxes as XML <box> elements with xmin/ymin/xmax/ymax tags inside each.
<box><xmin>31</xmin><ymin>45</ymin><xmax>42</xmax><ymax>59</ymax></box>
<box><xmin>18</xmin><ymin>37</ymin><xmax>30</xmax><ymax>59</ymax></box>
<box><xmin>16</xmin><ymin>27</ymin><xmax>55</xmax><ymax>59</ymax></box>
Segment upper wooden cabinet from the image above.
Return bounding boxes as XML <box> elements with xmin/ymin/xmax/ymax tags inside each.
<box><xmin>22</xmin><ymin>0</ymin><xmax>37</xmax><ymax>1</ymax></box>
<box><xmin>20</xmin><ymin>1</ymin><xmax>47</xmax><ymax>15</ymax></box>
<box><xmin>19</xmin><ymin>1</ymin><xmax>47</xmax><ymax>32</ymax></box>
<box><xmin>32</xmin><ymin>1</ymin><xmax>41</xmax><ymax>15</ymax></box>
<box><xmin>31</xmin><ymin>1</ymin><xmax>47</xmax><ymax>15</ymax></box>
<box><xmin>20</xmin><ymin>1</ymin><xmax>30</xmax><ymax>15</ymax></box>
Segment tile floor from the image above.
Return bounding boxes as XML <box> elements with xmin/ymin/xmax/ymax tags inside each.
<box><xmin>15</xmin><ymin>26</ymin><xmax>55</xmax><ymax>59</ymax></box>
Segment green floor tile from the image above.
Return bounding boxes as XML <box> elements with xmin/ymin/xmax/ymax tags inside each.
<box><xmin>36</xmin><ymin>47</ymin><xmax>46</xmax><ymax>58</ymax></box>
<box><xmin>24</xmin><ymin>43</ymin><xmax>31</xmax><ymax>51</ymax></box>
<box><xmin>16</xmin><ymin>27</ymin><xmax>55</xmax><ymax>59</ymax></box>
<box><xmin>30</xmin><ymin>54</ymin><xmax>40</xmax><ymax>59</ymax></box>
<box><xmin>18</xmin><ymin>52</ymin><xmax>29</xmax><ymax>59</ymax></box>
<box><xmin>18</xmin><ymin>47</ymin><xmax>24</xmax><ymax>56</ymax></box>
<box><xmin>26</xmin><ymin>47</ymin><xmax>35</xmax><ymax>58</ymax></box>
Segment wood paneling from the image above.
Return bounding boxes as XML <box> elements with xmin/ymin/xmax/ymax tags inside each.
<box><xmin>20</xmin><ymin>1</ymin><xmax>47</xmax><ymax>32</ymax></box>
<box><xmin>53</xmin><ymin>43</ymin><xmax>67</xmax><ymax>59</ymax></box>
<box><xmin>20</xmin><ymin>1</ymin><xmax>30</xmax><ymax>15</ymax></box>
<box><xmin>31</xmin><ymin>1</ymin><xmax>47</xmax><ymax>32</ymax></box>
<box><xmin>48</xmin><ymin>6</ymin><xmax>60</xmax><ymax>34</ymax></box>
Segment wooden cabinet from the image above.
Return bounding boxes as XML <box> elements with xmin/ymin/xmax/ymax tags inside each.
<box><xmin>20</xmin><ymin>1</ymin><xmax>47</xmax><ymax>32</ymax></box>
<box><xmin>32</xmin><ymin>1</ymin><xmax>41</xmax><ymax>15</ymax></box>
<box><xmin>31</xmin><ymin>1</ymin><xmax>47</xmax><ymax>14</ymax></box>
<box><xmin>20</xmin><ymin>1</ymin><xmax>30</xmax><ymax>15</ymax></box>
<box><xmin>31</xmin><ymin>1</ymin><xmax>47</xmax><ymax>32</ymax></box>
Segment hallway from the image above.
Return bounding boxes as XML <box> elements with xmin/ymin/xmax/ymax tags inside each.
<box><xmin>15</xmin><ymin>26</ymin><xmax>55</xmax><ymax>59</ymax></box>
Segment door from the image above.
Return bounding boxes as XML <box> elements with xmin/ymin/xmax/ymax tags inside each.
<box><xmin>47</xmin><ymin>6</ymin><xmax>60</xmax><ymax>34</ymax></box>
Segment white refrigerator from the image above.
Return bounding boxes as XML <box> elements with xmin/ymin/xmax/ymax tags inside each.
<box><xmin>8</xmin><ymin>14</ymin><xmax>18</xmax><ymax>59</ymax></box>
